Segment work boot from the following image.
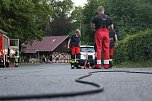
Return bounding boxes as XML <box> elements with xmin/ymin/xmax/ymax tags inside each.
<box><xmin>76</xmin><ymin>65</ymin><xmax>81</xmax><ymax>69</ymax></box>
<box><xmin>109</xmin><ymin>59</ymin><xmax>113</xmax><ymax>68</ymax></box>
<box><xmin>109</xmin><ymin>62</ymin><xmax>113</xmax><ymax>68</ymax></box>
<box><xmin>75</xmin><ymin>63</ymin><xmax>81</xmax><ymax>69</ymax></box>
<box><xmin>71</xmin><ymin>64</ymin><xmax>74</xmax><ymax>69</ymax></box>
<box><xmin>92</xmin><ymin>64</ymin><xmax>101</xmax><ymax>69</ymax></box>
<box><xmin>104</xmin><ymin>64</ymin><xmax>110</xmax><ymax>69</ymax></box>
<box><xmin>75</xmin><ymin>59</ymin><xmax>81</xmax><ymax>69</ymax></box>
<box><xmin>71</xmin><ymin>66</ymin><xmax>74</xmax><ymax>69</ymax></box>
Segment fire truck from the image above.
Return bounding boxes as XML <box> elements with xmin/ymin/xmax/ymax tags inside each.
<box><xmin>0</xmin><ymin>29</ymin><xmax>19</xmax><ymax>67</ymax></box>
<box><xmin>0</xmin><ymin>29</ymin><xmax>10</xmax><ymax>67</ymax></box>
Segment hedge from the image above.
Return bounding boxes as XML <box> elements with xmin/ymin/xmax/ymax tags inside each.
<box><xmin>113</xmin><ymin>29</ymin><xmax>152</xmax><ymax>64</ymax></box>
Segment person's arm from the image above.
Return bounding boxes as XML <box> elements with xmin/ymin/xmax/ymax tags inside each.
<box><xmin>67</xmin><ymin>39</ymin><xmax>71</xmax><ymax>49</ymax></box>
<box><xmin>79</xmin><ymin>37</ymin><xmax>81</xmax><ymax>46</ymax></box>
<box><xmin>110</xmin><ymin>24</ymin><xmax>114</xmax><ymax>30</ymax></box>
<box><xmin>79</xmin><ymin>39</ymin><xmax>81</xmax><ymax>46</ymax></box>
<box><xmin>115</xmin><ymin>34</ymin><xmax>118</xmax><ymax>42</ymax></box>
<box><xmin>114</xmin><ymin>34</ymin><xmax>118</xmax><ymax>48</ymax></box>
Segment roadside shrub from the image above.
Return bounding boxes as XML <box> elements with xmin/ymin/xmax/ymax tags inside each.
<box><xmin>113</xmin><ymin>29</ymin><xmax>152</xmax><ymax>64</ymax></box>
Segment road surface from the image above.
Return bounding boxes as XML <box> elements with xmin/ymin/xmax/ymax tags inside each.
<box><xmin>0</xmin><ymin>64</ymin><xmax>152</xmax><ymax>101</ymax></box>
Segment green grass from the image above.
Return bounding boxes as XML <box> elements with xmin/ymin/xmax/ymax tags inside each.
<box><xmin>114</xmin><ymin>59</ymin><xmax>152</xmax><ymax>68</ymax></box>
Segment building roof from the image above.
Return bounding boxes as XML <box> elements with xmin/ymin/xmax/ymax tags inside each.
<box><xmin>24</xmin><ymin>35</ymin><xmax>69</xmax><ymax>53</ymax></box>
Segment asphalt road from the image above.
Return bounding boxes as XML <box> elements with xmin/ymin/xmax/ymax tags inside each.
<box><xmin>0</xmin><ymin>64</ymin><xmax>152</xmax><ymax>101</ymax></box>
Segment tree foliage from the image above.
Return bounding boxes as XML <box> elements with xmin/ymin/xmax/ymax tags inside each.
<box><xmin>103</xmin><ymin>0</ymin><xmax>152</xmax><ymax>39</ymax></box>
<box><xmin>48</xmin><ymin>16</ymin><xmax>72</xmax><ymax>36</ymax></box>
<box><xmin>82</xmin><ymin>0</ymin><xmax>99</xmax><ymax>45</ymax></box>
<box><xmin>70</xmin><ymin>6</ymin><xmax>83</xmax><ymax>30</ymax></box>
<box><xmin>82</xmin><ymin>0</ymin><xmax>152</xmax><ymax>44</ymax></box>
<box><xmin>49</xmin><ymin>0</ymin><xmax>73</xmax><ymax>18</ymax></box>
<box><xmin>1</xmin><ymin>0</ymin><xmax>152</xmax><ymax>46</ymax></box>
<box><xmin>113</xmin><ymin>29</ymin><xmax>152</xmax><ymax>64</ymax></box>
<box><xmin>0</xmin><ymin>0</ymin><xmax>50</xmax><ymax>44</ymax></box>
<box><xmin>45</xmin><ymin>0</ymin><xmax>73</xmax><ymax>36</ymax></box>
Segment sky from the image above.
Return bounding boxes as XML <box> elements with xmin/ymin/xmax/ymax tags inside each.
<box><xmin>72</xmin><ymin>0</ymin><xmax>87</xmax><ymax>7</ymax></box>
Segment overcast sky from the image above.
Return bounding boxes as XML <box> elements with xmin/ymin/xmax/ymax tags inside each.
<box><xmin>72</xmin><ymin>0</ymin><xmax>87</xmax><ymax>6</ymax></box>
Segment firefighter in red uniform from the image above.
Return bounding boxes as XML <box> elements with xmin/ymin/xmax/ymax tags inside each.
<box><xmin>68</xmin><ymin>29</ymin><xmax>81</xmax><ymax>69</ymax></box>
<box><xmin>109</xmin><ymin>28</ymin><xmax>118</xmax><ymax>68</ymax></box>
<box><xmin>91</xmin><ymin>6</ymin><xmax>114</xmax><ymax>69</ymax></box>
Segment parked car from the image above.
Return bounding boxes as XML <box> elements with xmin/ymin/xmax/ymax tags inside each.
<box><xmin>79</xmin><ymin>45</ymin><xmax>95</xmax><ymax>66</ymax></box>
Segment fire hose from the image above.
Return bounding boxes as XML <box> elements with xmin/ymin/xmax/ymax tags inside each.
<box><xmin>0</xmin><ymin>70</ymin><xmax>152</xmax><ymax>100</ymax></box>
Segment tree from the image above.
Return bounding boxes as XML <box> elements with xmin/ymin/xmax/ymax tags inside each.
<box><xmin>82</xmin><ymin>0</ymin><xmax>99</xmax><ymax>45</ymax></box>
<box><xmin>0</xmin><ymin>0</ymin><xmax>50</xmax><ymax>44</ymax></box>
<box><xmin>70</xmin><ymin>6</ymin><xmax>83</xmax><ymax>30</ymax></box>
<box><xmin>48</xmin><ymin>16</ymin><xmax>72</xmax><ymax>36</ymax></box>
<box><xmin>45</xmin><ymin>0</ymin><xmax>74</xmax><ymax>36</ymax></box>
<box><xmin>98</xmin><ymin>0</ymin><xmax>152</xmax><ymax>39</ymax></box>
<box><xmin>82</xmin><ymin>0</ymin><xmax>152</xmax><ymax>44</ymax></box>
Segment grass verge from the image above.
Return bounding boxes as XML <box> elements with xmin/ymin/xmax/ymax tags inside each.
<box><xmin>114</xmin><ymin>59</ymin><xmax>152</xmax><ymax>68</ymax></box>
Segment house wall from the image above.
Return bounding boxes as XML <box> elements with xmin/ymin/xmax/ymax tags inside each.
<box><xmin>52</xmin><ymin>39</ymin><xmax>70</xmax><ymax>63</ymax></box>
<box><xmin>52</xmin><ymin>52</ymin><xmax>70</xmax><ymax>63</ymax></box>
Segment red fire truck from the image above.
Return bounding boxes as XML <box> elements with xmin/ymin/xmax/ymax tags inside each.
<box><xmin>0</xmin><ymin>29</ymin><xmax>10</xmax><ymax>67</ymax></box>
<box><xmin>0</xmin><ymin>29</ymin><xmax>19</xmax><ymax>67</ymax></box>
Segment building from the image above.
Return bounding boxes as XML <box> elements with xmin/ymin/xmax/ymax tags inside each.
<box><xmin>22</xmin><ymin>35</ymin><xmax>70</xmax><ymax>63</ymax></box>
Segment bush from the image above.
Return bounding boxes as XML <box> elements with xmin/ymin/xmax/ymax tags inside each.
<box><xmin>114</xmin><ymin>29</ymin><xmax>152</xmax><ymax>64</ymax></box>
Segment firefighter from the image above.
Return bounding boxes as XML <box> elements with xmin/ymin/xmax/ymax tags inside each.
<box><xmin>67</xmin><ymin>29</ymin><xmax>81</xmax><ymax>69</ymax></box>
<box><xmin>109</xmin><ymin>28</ymin><xmax>118</xmax><ymax>68</ymax></box>
<box><xmin>91</xmin><ymin>6</ymin><xmax>114</xmax><ymax>69</ymax></box>
<box><xmin>14</xmin><ymin>49</ymin><xmax>19</xmax><ymax>67</ymax></box>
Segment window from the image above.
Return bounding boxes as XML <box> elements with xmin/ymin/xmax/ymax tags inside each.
<box><xmin>10</xmin><ymin>39</ymin><xmax>19</xmax><ymax>46</ymax></box>
<box><xmin>80</xmin><ymin>47</ymin><xmax>94</xmax><ymax>53</ymax></box>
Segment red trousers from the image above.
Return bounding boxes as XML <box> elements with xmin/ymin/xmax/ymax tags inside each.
<box><xmin>95</xmin><ymin>28</ymin><xmax>110</xmax><ymax>65</ymax></box>
<box><xmin>109</xmin><ymin>48</ymin><xmax>114</xmax><ymax>56</ymax></box>
<box><xmin>70</xmin><ymin>46</ymin><xmax>80</xmax><ymax>55</ymax></box>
